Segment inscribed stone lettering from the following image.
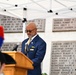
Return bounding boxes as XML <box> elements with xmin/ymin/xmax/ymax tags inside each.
<box><xmin>51</xmin><ymin>41</ymin><xmax>76</xmax><ymax>75</ymax></box>
<box><xmin>0</xmin><ymin>14</ymin><xmax>45</xmax><ymax>32</ymax></box>
<box><xmin>53</xmin><ymin>18</ymin><xmax>76</xmax><ymax>32</ymax></box>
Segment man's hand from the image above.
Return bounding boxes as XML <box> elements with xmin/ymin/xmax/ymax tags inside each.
<box><xmin>0</xmin><ymin>63</ymin><xmax>5</xmax><ymax>73</ymax></box>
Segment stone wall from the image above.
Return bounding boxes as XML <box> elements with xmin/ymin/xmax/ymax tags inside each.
<box><xmin>1</xmin><ymin>42</ymin><xmax>21</xmax><ymax>51</ymax></box>
<box><xmin>0</xmin><ymin>14</ymin><xmax>46</xmax><ymax>33</ymax></box>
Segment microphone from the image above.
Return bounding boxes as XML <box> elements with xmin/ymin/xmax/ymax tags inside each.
<box><xmin>12</xmin><ymin>43</ymin><xmax>19</xmax><ymax>51</ymax></box>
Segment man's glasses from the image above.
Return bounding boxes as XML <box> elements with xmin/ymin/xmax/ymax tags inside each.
<box><xmin>25</xmin><ymin>29</ymin><xmax>36</xmax><ymax>33</ymax></box>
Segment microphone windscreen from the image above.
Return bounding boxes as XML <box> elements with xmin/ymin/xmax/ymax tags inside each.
<box><xmin>12</xmin><ymin>43</ymin><xmax>20</xmax><ymax>51</ymax></box>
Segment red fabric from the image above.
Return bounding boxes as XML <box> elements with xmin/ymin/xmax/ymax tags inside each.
<box><xmin>0</xmin><ymin>26</ymin><xmax>4</xmax><ymax>39</ymax></box>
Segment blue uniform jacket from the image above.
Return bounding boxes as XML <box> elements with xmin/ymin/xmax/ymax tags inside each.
<box><xmin>21</xmin><ymin>35</ymin><xmax>46</xmax><ymax>75</ymax></box>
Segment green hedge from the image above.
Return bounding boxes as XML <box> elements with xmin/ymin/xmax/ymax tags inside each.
<box><xmin>42</xmin><ymin>73</ymin><xmax>47</xmax><ymax>75</ymax></box>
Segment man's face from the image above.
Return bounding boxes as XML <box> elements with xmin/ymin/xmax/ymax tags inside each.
<box><xmin>25</xmin><ymin>25</ymin><xmax>37</xmax><ymax>38</ymax></box>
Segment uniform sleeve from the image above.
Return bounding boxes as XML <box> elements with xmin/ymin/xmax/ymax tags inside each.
<box><xmin>32</xmin><ymin>41</ymin><xmax>46</xmax><ymax>67</ymax></box>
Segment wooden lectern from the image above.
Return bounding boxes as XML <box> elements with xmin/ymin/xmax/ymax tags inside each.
<box><xmin>2</xmin><ymin>51</ymin><xmax>34</xmax><ymax>75</ymax></box>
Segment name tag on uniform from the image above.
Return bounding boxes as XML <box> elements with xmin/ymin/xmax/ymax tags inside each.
<box><xmin>30</xmin><ymin>46</ymin><xmax>35</xmax><ymax>51</ymax></box>
<box><xmin>30</xmin><ymin>49</ymin><xmax>34</xmax><ymax>51</ymax></box>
